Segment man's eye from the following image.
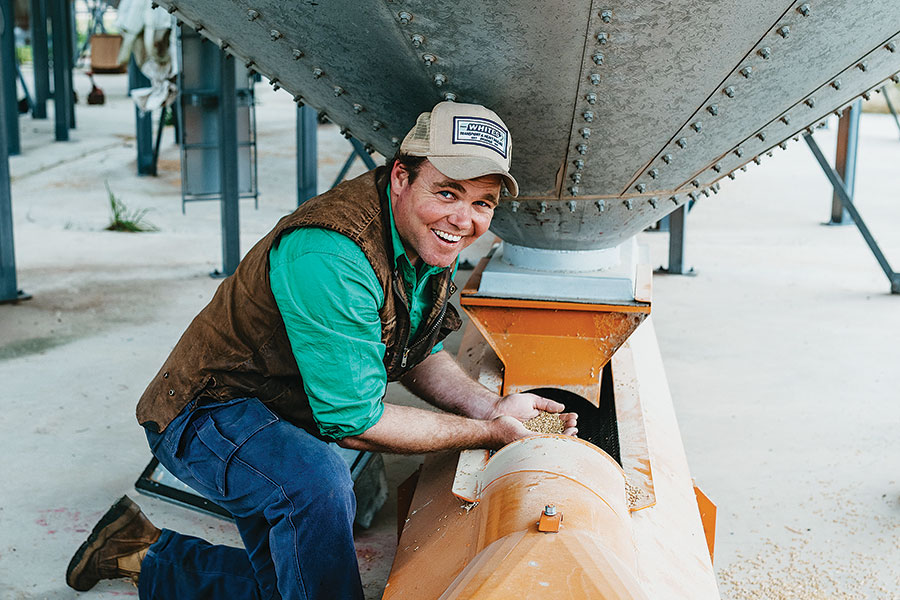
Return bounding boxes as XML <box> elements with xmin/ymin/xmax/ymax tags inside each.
<box><xmin>474</xmin><ymin>200</ymin><xmax>495</xmax><ymax>209</ymax></box>
<box><xmin>438</xmin><ymin>191</ymin><xmax>454</xmax><ymax>199</ymax></box>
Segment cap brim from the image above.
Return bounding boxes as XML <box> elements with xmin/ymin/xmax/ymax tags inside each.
<box><xmin>428</xmin><ymin>156</ymin><xmax>519</xmax><ymax>197</ymax></box>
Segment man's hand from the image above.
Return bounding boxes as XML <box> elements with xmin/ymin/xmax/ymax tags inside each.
<box><xmin>491</xmin><ymin>393</ymin><xmax>578</xmax><ymax>437</ymax></box>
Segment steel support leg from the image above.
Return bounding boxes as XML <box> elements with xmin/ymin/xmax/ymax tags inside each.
<box><xmin>129</xmin><ymin>57</ymin><xmax>155</xmax><ymax>175</ymax></box>
<box><xmin>882</xmin><ymin>86</ymin><xmax>900</xmax><ymax>140</ymax></box>
<box><xmin>217</xmin><ymin>53</ymin><xmax>240</xmax><ymax>277</ymax></box>
<box><xmin>664</xmin><ymin>203</ymin><xmax>694</xmax><ymax>275</ymax></box>
<box><xmin>48</xmin><ymin>0</ymin><xmax>71</xmax><ymax>141</ymax></box>
<box><xmin>0</xmin><ymin>65</ymin><xmax>26</xmax><ymax>303</ymax></box>
<box><xmin>804</xmin><ymin>133</ymin><xmax>899</xmax><ymax>294</ymax></box>
<box><xmin>331</xmin><ymin>138</ymin><xmax>378</xmax><ymax>189</ymax></box>
<box><xmin>1</xmin><ymin>0</ymin><xmax>20</xmax><ymax>155</ymax></box>
<box><xmin>64</xmin><ymin>0</ymin><xmax>75</xmax><ymax>127</ymax></box>
<box><xmin>296</xmin><ymin>104</ymin><xmax>317</xmax><ymax>205</ymax></box>
<box><xmin>827</xmin><ymin>100</ymin><xmax>860</xmax><ymax>225</ymax></box>
<box><xmin>30</xmin><ymin>0</ymin><xmax>49</xmax><ymax>119</ymax></box>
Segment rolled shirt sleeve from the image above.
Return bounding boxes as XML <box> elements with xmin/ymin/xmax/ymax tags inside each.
<box><xmin>269</xmin><ymin>228</ymin><xmax>387</xmax><ymax>440</ymax></box>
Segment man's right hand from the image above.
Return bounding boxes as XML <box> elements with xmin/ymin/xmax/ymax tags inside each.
<box><xmin>489</xmin><ymin>415</ymin><xmax>535</xmax><ymax>448</ymax></box>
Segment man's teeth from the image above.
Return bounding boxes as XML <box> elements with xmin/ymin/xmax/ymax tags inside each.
<box><xmin>433</xmin><ymin>229</ymin><xmax>462</xmax><ymax>243</ymax></box>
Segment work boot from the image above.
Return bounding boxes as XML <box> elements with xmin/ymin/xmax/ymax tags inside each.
<box><xmin>66</xmin><ymin>495</ymin><xmax>161</xmax><ymax>591</ymax></box>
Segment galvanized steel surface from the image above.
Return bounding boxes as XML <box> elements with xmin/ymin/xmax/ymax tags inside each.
<box><xmin>152</xmin><ymin>0</ymin><xmax>900</xmax><ymax>249</ymax></box>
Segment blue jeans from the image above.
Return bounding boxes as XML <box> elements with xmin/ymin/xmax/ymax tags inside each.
<box><xmin>141</xmin><ymin>397</ymin><xmax>364</xmax><ymax>600</ymax></box>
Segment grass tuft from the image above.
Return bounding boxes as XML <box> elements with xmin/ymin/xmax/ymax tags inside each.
<box><xmin>104</xmin><ymin>181</ymin><xmax>157</xmax><ymax>232</ymax></box>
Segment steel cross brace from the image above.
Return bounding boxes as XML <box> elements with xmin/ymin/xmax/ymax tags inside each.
<box><xmin>331</xmin><ymin>138</ymin><xmax>377</xmax><ymax>189</ymax></box>
<box><xmin>804</xmin><ymin>133</ymin><xmax>900</xmax><ymax>294</ymax></box>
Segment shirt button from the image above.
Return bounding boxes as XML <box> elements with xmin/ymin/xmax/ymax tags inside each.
<box><xmin>163</xmin><ymin>372</ymin><xmax>169</xmax><ymax>379</ymax></box>
<box><xmin>168</xmin><ymin>389</ymin><xmax>175</xmax><ymax>396</ymax></box>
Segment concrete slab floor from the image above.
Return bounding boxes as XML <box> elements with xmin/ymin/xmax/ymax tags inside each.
<box><xmin>1</xmin><ymin>68</ymin><xmax>898</xmax><ymax>599</ymax></box>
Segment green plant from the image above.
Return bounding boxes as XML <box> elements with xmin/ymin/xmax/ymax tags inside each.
<box><xmin>104</xmin><ymin>181</ymin><xmax>157</xmax><ymax>232</ymax></box>
<box><xmin>15</xmin><ymin>45</ymin><xmax>33</xmax><ymax>64</ymax></box>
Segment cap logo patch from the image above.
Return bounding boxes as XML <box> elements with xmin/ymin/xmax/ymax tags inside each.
<box><xmin>452</xmin><ymin>117</ymin><xmax>508</xmax><ymax>158</ymax></box>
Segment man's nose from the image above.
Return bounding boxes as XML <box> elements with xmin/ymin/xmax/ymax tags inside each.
<box><xmin>447</xmin><ymin>203</ymin><xmax>473</xmax><ymax>230</ymax></box>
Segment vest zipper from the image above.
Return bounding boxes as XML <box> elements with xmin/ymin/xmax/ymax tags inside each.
<box><xmin>392</xmin><ymin>272</ymin><xmax>412</xmax><ymax>370</ymax></box>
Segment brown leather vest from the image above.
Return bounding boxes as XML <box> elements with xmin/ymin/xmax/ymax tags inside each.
<box><xmin>136</xmin><ymin>167</ymin><xmax>461</xmax><ymax>436</ymax></box>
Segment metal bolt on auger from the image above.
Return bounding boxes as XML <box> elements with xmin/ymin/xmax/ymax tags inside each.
<box><xmin>831</xmin><ymin>79</ymin><xmax>841</xmax><ymax>90</ymax></box>
<box><xmin>676</xmin><ymin>137</ymin><xmax>687</xmax><ymax>148</ymax></box>
<box><xmin>662</xmin><ymin>153</ymin><xmax>672</xmax><ymax>164</ymax></box>
<box><xmin>590</xmin><ymin>73</ymin><xmax>601</xmax><ymax>85</ymax></box>
<box><xmin>595</xmin><ymin>200</ymin><xmax>606</xmax><ymax>212</ymax></box>
<box><xmin>757</xmin><ymin>132</ymin><xmax>766</xmax><ymax>141</ymax></box>
<box><xmin>573</xmin><ymin>159</ymin><xmax>585</xmax><ymax>169</ymax></box>
<box><xmin>593</xmin><ymin>52</ymin><xmax>604</xmax><ymax>65</ymax></box>
<box><xmin>636</xmin><ymin>183</ymin><xmax>646</xmax><ymax>193</ymax></box>
<box><xmin>398</xmin><ymin>11</ymin><xmax>412</xmax><ymax>25</ymax></box>
<box><xmin>332</xmin><ymin>86</ymin><xmax>344</xmax><ymax>97</ymax></box>
<box><xmin>312</xmin><ymin>67</ymin><xmax>323</xmax><ymax>79</ymax></box>
<box><xmin>648</xmin><ymin>168</ymin><xmax>659</xmax><ymax>179</ymax></box>
<box><xmin>583</xmin><ymin>111</ymin><xmax>594</xmax><ymax>122</ymax></box>
<box><xmin>423</xmin><ymin>54</ymin><xmax>436</xmax><ymax>66</ymax></box>
<box><xmin>269</xmin><ymin>29</ymin><xmax>282</xmax><ymax>41</ymax></box>
<box><xmin>649</xmin><ymin>197</ymin><xmax>659</xmax><ymax>208</ymax></box>
<box><xmin>691</xmin><ymin>179</ymin><xmax>700</xmax><ymax>188</ymax></box>
<box><xmin>580</xmin><ymin>128</ymin><xmax>591</xmax><ymax>139</ymax></box>
<box><xmin>577</xmin><ymin>144</ymin><xmax>588</xmax><ymax>154</ymax></box>
<box><xmin>568</xmin><ymin>199</ymin><xmax>578</xmax><ymax>211</ymax></box>
<box><xmin>597</xmin><ymin>32</ymin><xmax>608</xmax><ymax>44</ymax></box>
<box><xmin>758</xmin><ymin>47</ymin><xmax>771</xmax><ymax>59</ymax></box>
<box><xmin>585</xmin><ymin>92</ymin><xmax>597</xmax><ymax>104</ymax></box>
<box><xmin>544</xmin><ymin>505</ymin><xmax>557</xmax><ymax>516</ymax></box>
<box><xmin>778</xmin><ymin>25</ymin><xmax>790</xmax><ymax>38</ymax></box>
<box><xmin>433</xmin><ymin>73</ymin><xmax>447</xmax><ymax>86</ymax></box>
<box><xmin>443</xmin><ymin>92</ymin><xmax>458</xmax><ymax>102</ymax></box>
<box><xmin>411</xmin><ymin>34</ymin><xmax>425</xmax><ymax>48</ymax></box>
<box><xmin>624</xmin><ymin>199</ymin><xmax>634</xmax><ymax>210</ymax></box>
<box><xmin>707</xmin><ymin>104</ymin><xmax>719</xmax><ymax>116</ymax></box>
<box><xmin>539</xmin><ymin>202</ymin><xmax>548</xmax><ymax>214</ymax></box>
<box><xmin>798</xmin><ymin>3</ymin><xmax>810</xmax><ymax>16</ymax></box>
<box><xmin>740</xmin><ymin>66</ymin><xmax>753</xmax><ymax>79</ymax></box>
<box><xmin>292</xmin><ymin>49</ymin><xmax>303</xmax><ymax>60</ymax></box>
<box><xmin>247</xmin><ymin>9</ymin><xmax>259</xmax><ymax>20</ymax></box>
<box><xmin>723</xmin><ymin>86</ymin><xmax>735</xmax><ymax>98</ymax></box>
<box><xmin>735</xmin><ymin>147</ymin><xmax>744</xmax><ymax>157</ymax></box>
<box><xmin>781</xmin><ymin>115</ymin><xmax>791</xmax><ymax>125</ymax></box>
<box><xmin>600</xmin><ymin>9</ymin><xmax>612</xmax><ymax>22</ymax></box>
<box><xmin>510</xmin><ymin>200</ymin><xmax>520</xmax><ymax>213</ymax></box>
<box><xmin>713</xmin><ymin>162</ymin><xmax>722</xmax><ymax>173</ymax></box>
<box><xmin>691</xmin><ymin>122</ymin><xmax>702</xmax><ymax>132</ymax></box>
<box><xmin>887</xmin><ymin>42</ymin><xmax>897</xmax><ymax>53</ymax></box>
<box><xmin>571</xmin><ymin>172</ymin><xmax>582</xmax><ymax>183</ymax></box>
<box><xmin>857</xmin><ymin>61</ymin><xmax>868</xmax><ymax>72</ymax></box>
<box><xmin>372</xmin><ymin>121</ymin><xmax>384</xmax><ymax>131</ymax></box>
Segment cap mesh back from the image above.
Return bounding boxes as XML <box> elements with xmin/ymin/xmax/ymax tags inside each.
<box><xmin>401</xmin><ymin>113</ymin><xmax>432</xmax><ymax>155</ymax></box>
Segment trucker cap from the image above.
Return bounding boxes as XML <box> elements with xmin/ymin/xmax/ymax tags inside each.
<box><xmin>400</xmin><ymin>101</ymin><xmax>519</xmax><ymax>197</ymax></box>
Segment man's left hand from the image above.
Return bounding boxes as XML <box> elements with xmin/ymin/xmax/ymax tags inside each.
<box><xmin>491</xmin><ymin>393</ymin><xmax>578</xmax><ymax>437</ymax></box>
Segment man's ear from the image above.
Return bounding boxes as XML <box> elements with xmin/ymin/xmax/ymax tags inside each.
<box><xmin>390</xmin><ymin>161</ymin><xmax>410</xmax><ymax>192</ymax></box>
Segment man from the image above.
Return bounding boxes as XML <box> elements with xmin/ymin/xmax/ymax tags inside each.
<box><xmin>66</xmin><ymin>101</ymin><xmax>577</xmax><ymax>599</ymax></box>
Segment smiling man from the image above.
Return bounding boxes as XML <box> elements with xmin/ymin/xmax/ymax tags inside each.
<box><xmin>67</xmin><ymin>102</ymin><xmax>577</xmax><ymax>600</ymax></box>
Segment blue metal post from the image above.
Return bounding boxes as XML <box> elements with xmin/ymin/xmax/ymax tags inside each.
<box><xmin>129</xmin><ymin>57</ymin><xmax>155</xmax><ymax>175</ymax></box>
<box><xmin>64</xmin><ymin>0</ymin><xmax>75</xmax><ymax>127</ymax></box>
<box><xmin>30</xmin><ymin>0</ymin><xmax>49</xmax><ymax>119</ymax></box>
<box><xmin>805</xmin><ymin>133</ymin><xmax>899</xmax><ymax>294</ymax></box>
<box><xmin>217</xmin><ymin>53</ymin><xmax>240</xmax><ymax>276</ymax></box>
<box><xmin>827</xmin><ymin>100</ymin><xmax>860</xmax><ymax>225</ymax></box>
<box><xmin>296</xmin><ymin>104</ymin><xmax>317</xmax><ymax>205</ymax></box>
<box><xmin>49</xmin><ymin>0</ymin><xmax>71</xmax><ymax>140</ymax></box>
<box><xmin>0</xmin><ymin>57</ymin><xmax>21</xmax><ymax>302</ymax></box>
<box><xmin>1</xmin><ymin>0</ymin><xmax>20</xmax><ymax>155</ymax></box>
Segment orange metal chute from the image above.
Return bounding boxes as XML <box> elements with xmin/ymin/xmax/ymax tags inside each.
<box><xmin>460</xmin><ymin>284</ymin><xmax>650</xmax><ymax>406</ymax></box>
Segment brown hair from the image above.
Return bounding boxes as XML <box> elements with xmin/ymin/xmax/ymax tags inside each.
<box><xmin>387</xmin><ymin>151</ymin><xmax>427</xmax><ymax>184</ymax></box>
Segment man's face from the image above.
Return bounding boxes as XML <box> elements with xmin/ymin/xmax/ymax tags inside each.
<box><xmin>390</xmin><ymin>160</ymin><xmax>501</xmax><ymax>268</ymax></box>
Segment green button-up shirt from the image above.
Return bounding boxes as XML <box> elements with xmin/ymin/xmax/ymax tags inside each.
<box><xmin>269</xmin><ymin>187</ymin><xmax>453</xmax><ymax>439</ymax></box>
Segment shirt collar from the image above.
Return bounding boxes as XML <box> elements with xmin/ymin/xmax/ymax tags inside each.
<box><xmin>386</xmin><ymin>184</ymin><xmax>449</xmax><ymax>277</ymax></box>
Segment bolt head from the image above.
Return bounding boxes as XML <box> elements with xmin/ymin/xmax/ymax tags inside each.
<box><xmin>831</xmin><ymin>79</ymin><xmax>842</xmax><ymax>90</ymax></box>
<box><xmin>778</xmin><ymin>25</ymin><xmax>790</xmax><ymax>38</ymax></box>
<box><xmin>648</xmin><ymin>168</ymin><xmax>659</xmax><ymax>178</ymax></box>
<box><xmin>433</xmin><ymin>73</ymin><xmax>447</xmax><ymax>86</ymax></box>
<box><xmin>600</xmin><ymin>9</ymin><xmax>612</xmax><ymax>22</ymax></box>
<box><xmin>442</xmin><ymin>92</ymin><xmax>458</xmax><ymax>102</ymax></box>
<box><xmin>691</xmin><ymin>122</ymin><xmax>702</xmax><ymax>133</ymax></box>
<box><xmin>597</xmin><ymin>32</ymin><xmax>609</xmax><ymax>44</ymax></box>
<box><xmin>411</xmin><ymin>34</ymin><xmax>425</xmax><ymax>48</ymax></box>
<box><xmin>758</xmin><ymin>47</ymin><xmax>771</xmax><ymax>59</ymax></box>
<box><xmin>398</xmin><ymin>11</ymin><xmax>412</xmax><ymax>24</ymax></box>
<box><xmin>577</xmin><ymin>144</ymin><xmax>588</xmax><ymax>155</ymax></box>
<box><xmin>585</xmin><ymin>92</ymin><xmax>597</xmax><ymax>104</ymax></box>
<box><xmin>676</xmin><ymin>137</ymin><xmax>687</xmax><ymax>149</ymax></box>
<box><xmin>662</xmin><ymin>153</ymin><xmax>672</xmax><ymax>164</ymax></box>
<box><xmin>887</xmin><ymin>42</ymin><xmax>897</xmax><ymax>53</ymax></box>
<box><xmin>723</xmin><ymin>86</ymin><xmax>735</xmax><ymax>98</ymax></box>
<box><xmin>580</xmin><ymin>128</ymin><xmax>591</xmax><ymax>139</ymax></box>
<box><xmin>353</xmin><ymin>104</ymin><xmax>364</xmax><ymax>114</ymax></box>
<box><xmin>624</xmin><ymin>199</ymin><xmax>633</xmax><ymax>210</ymax></box>
<box><xmin>590</xmin><ymin>73</ymin><xmax>601</xmax><ymax>85</ymax></box>
<box><xmin>757</xmin><ymin>132</ymin><xmax>766</xmax><ymax>141</ymax></box>
<box><xmin>857</xmin><ymin>61</ymin><xmax>868</xmax><ymax>72</ymax></box>
<box><xmin>269</xmin><ymin>29</ymin><xmax>282</xmax><ymax>41</ymax></box>
<box><xmin>583</xmin><ymin>111</ymin><xmax>594</xmax><ymax>122</ymax></box>
<box><xmin>592</xmin><ymin>52</ymin><xmax>604</xmax><ymax>65</ymax></box>
<box><xmin>573</xmin><ymin>159</ymin><xmax>585</xmax><ymax>169</ymax></box>
<box><xmin>798</xmin><ymin>3</ymin><xmax>810</xmax><ymax>16</ymax></box>
<box><xmin>247</xmin><ymin>9</ymin><xmax>259</xmax><ymax>20</ymax></box>
<box><xmin>423</xmin><ymin>54</ymin><xmax>436</xmax><ymax>65</ymax></box>
<box><xmin>636</xmin><ymin>183</ymin><xmax>646</xmax><ymax>193</ymax></box>
<box><xmin>734</xmin><ymin>147</ymin><xmax>744</xmax><ymax>157</ymax></box>
<box><xmin>740</xmin><ymin>66</ymin><xmax>753</xmax><ymax>79</ymax></box>
<box><xmin>707</xmin><ymin>104</ymin><xmax>719</xmax><ymax>116</ymax></box>
<box><xmin>713</xmin><ymin>162</ymin><xmax>722</xmax><ymax>173</ymax></box>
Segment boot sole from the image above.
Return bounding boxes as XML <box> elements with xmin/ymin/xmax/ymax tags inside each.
<box><xmin>65</xmin><ymin>496</ymin><xmax>140</xmax><ymax>591</ymax></box>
